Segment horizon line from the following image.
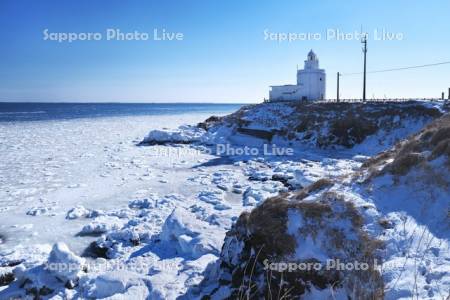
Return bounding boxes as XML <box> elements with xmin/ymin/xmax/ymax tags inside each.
<box><xmin>0</xmin><ymin>100</ymin><xmax>254</xmax><ymax>105</ymax></box>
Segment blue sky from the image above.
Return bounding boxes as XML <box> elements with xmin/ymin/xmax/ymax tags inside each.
<box><xmin>0</xmin><ymin>0</ymin><xmax>449</xmax><ymax>103</ymax></box>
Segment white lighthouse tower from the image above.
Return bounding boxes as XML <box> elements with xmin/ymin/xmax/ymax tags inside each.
<box><xmin>297</xmin><ymin>50</ymin><xmax>326</xmax><ymax>100</ymax></box>
<box><xmin>269</xmin><ymin>50</ymin><xmax>326</xmax><ymax>101</ymax></box>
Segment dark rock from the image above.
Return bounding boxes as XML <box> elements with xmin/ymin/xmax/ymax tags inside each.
<box><xmin>27</xmin><ymin>286</ymin><xmax>54</xmax><ymax>298</ymax></box>
<box><xmin>81</xmin><ymin>241</ymin><xmax>108</xmax><ymax>259</ymax></box>
<box><xmin>0</xmin><ymin>272</ymin><xmax>14</xmax><ymax>286</ymax></box>
<box><xmin>271</xmin><ymin>174</ymin><xmax>295</xmax><ymax>190</ymax></box>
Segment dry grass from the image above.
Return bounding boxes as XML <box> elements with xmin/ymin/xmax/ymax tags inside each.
<box><xmin>330</xmin><ymin>115</ymin><xmax>379</xmax><ymax>147</ymax></box>
<box><xmin>430</xmin><ymin>126</ymin><xmax>450</xmax><ymax>145</ymax></box>
<box><xmin>208</xmin><ymin>191</ymin><xmax>384</xmax><ymax>299</ymax></box>
<box><xmin>246</xmin><ymin>196</ymin><xmax>296</xmax><ymax>258</ymax></box>
<box><xmin>362</xmin><ymin>113</ymin><xmax>450</xmax><ymax>179</ymax></box>
<box><xmin>213</xmin><ymin>101</ymin><xmax>444</xmax><ymax>149</ymax></box>
<box><xmin>294</xmin><ymin>178</ymin><xmax>334</xmax><ymax>200</ymax></box>
<box><xmin>430</xmin><ymin>138</ymin><xmax>450</xmax><ymax>160</ymax></box>
<box><xmin>388</xmin><ymin>153</ymin><xmax>426</xmax><ymax>176</ymax></box>
<box><xmin>361</xmin><ymin>150</ymin><xmax>394</xmax><ymax>170</ymax></box>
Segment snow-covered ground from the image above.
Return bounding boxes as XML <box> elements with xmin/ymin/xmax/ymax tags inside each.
<box><xmin>1</xmin><ymin>101</ymin><xmax>448</xmax><ymax>299</ymax></box>
<box><xmin>0</xmin><ymin>110</ymin><xmax>365</xmax><ymax>299</ymax></box>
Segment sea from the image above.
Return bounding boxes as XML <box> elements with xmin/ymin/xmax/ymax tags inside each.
<box><xmin>0</xmin><ymin>102</ymin><xmax>244</xmax><ymax>122</ymax></box>
<box><xmin>0</xmin><ymin>102</ymin><xmax>243</xmax><ymax>255</ymax></box>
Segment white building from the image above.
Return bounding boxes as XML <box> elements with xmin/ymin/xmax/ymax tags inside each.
<box><xmin>269</xmin><ymin>50</ymin><xmax>326</xmax><ymax>101</ymax></box>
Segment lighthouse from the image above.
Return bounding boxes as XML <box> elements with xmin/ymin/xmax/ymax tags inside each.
<box><xmin>269</xmin><ymin>50</ymin><xmax>326</xmax><ymax>101</ymax></box>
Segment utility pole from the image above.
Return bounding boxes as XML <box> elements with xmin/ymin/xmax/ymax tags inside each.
<box><xmin>337</xmin><ymin>72</ymin><xmax>340</xmax><ymax>102</ymax></box>
<box><xmin>361</xmin><ymin>34</ymin><xmax>368</xmax><ymax>102</ymax></box>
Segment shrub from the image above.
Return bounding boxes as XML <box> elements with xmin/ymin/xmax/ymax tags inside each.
<box><xmin>203</xmin><ymin>193</ymin><xmax>384</xmax><ymax>299</ymax></box>
<box><xmin>430</xmin><ymin>138</ymin><xmax>450</xmax><ymax>161</ymax></box>
<box><xmin>362</xmin><ymin>150</ymin><xmax>393</xmax><ymax>169</ymax></box>
<box><xmin>431</xmin><ymin>126</ymin><xmax>450</xmax><ymax>145</ymax></box>
<box><xmin>246</xmin><ymin>196</ymin><xmax>296</xmax><ymax>258</ymax></box>
<box><xmin>294</xmin><ymin>178</ymin><xmax>334</xmax><ymax>201</ymax></box>
<box><xmin>397</xmin><ymin>139</ymin><xmax>424</xmax><ymax>157</ymax></box>
<box><xmin>330</xmin><ymin>115</ymin><xmax>378</xmax><ymax>147</ymax></box>
<box><xmin>388</xmin><ymin>153</ymin><xmax>425</xmax><ymax>176</ymax></box>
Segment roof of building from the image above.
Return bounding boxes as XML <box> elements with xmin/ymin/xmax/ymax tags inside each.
<box><xmin>307</xmin><ymin>49</ymin><xmax>317</xmax><ymax>61</ymax></box>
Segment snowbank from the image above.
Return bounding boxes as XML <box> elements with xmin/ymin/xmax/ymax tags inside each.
<box><xmin>46</xmin><ymin>242</ymin><xmax>86</xmax><ymax>283</ymax></box>
<box><xmin>160</xmin><ymin>207</ymin><xmax>224</xmax><ymax>259</ymax></box>
<box><xmin>141</xmin><ymin>125</ymin><xmax>206</xmax><ymax>145</ymax></box>
<box><xmin>80</xmin><ymin>271</ymin><xmax>150</xmax><ymax>299</ymax></box>
<box><xmin>354</xmin><ymin>114</ymin><xmax>450</xmax><ymax>299</ymax></box>
<box><xmin>1</xmin><ymin>243</ymin><xmax>85</xmax><ymax>299</ymax></box>
<box><xmin>66</xmin><ymin>205</ymin><xmax>102</xmax><ymax>219</ymax></box>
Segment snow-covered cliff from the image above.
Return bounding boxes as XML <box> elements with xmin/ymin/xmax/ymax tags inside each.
<box><xmin>195</xmin><ymin>111</ymin><xmax>450</xmax><ymax>299</ymax></box>
<box><xmin>204</xmin><ymin>101</ymin><xmax>446</xmax><ymax>153</ymax></box>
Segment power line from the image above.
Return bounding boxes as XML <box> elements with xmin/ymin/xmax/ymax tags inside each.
<box><xmin>341</xmin><ymin>60</ymin><xmax>450</xmax><ymax>76</ymax></box>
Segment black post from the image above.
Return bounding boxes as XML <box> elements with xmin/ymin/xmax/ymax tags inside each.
<box><xmin>442</xmin><ymin>92</ymin><xmax>445</xmax><ymax>100</ymax></box>
<box><xmin>362</xmin><ymin>35</ymin><xmax>367</xmax><ymax>102</ymax></box>
<box><xmin>337</xmin><ymin>72</ymin><xmax>340</xmax><ymax>103</ymax></box>
<box><xmin>448</xmin><ymin>88</ymin><xmax>450</xmax><ymax>100</ymax></box>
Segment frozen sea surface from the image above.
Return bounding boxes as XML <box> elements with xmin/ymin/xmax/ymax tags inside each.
<box><xmin>0</xmin><ymin>104</ymin><xmax>240</xmax><ymax>255</ymax></box>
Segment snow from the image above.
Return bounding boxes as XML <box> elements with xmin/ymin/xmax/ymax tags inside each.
<box><xmin>46</xmin><ymin>242</ymin><xmax>85</xmax><ymax>283</ymax></box>
<box><xmin>160</xmin><ymin>207</ymin><xmax>224</xmax><ymax>258</ymax></box>
<box><xmin>142</xmin><ymin>125</ymin><xmax>206</xmax><ymax>144</ymax></box>
<box><xmin>304</xmin><ymin>286</ymin><xmax>347</xmax><ymax>300</ymax></box>
<box><xmin>80</xmin><ymin>216</ymin><xmax>125</xmax><ymax>236</ymax></box>
<box><xmin>0</xmin><ymin>113</ymin><xmax>235</xmax><ymax>298</ymax></box>
<box><xmin>1</xmin><ymin>102</ymin><xmax>448</xmax><ymax>299</ymax></box>
<box><xmin>83</xmin><ymin>271</ymin><xmax>149</xmax><ymax>299</ymax></box>
<box><xmin>286</xmin><ymin>210</ymin><xmax>330</xmax><ymax>262</ymax></box>
<box><xmin>360</xmin><ymin>164</ymin><xmax>450</xmax><ymax>299</ymax></box>
<box><xmin>66</xmin><ymin>205</ymin><xmax>101</xmax><ymax>220</ymax></box>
